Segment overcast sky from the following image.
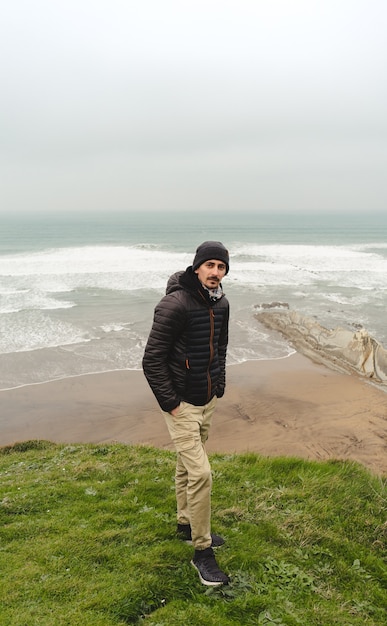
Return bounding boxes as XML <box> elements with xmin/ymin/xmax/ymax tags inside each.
<box><xmin>1</xmin><ymin>0</ymin><xmax>386</xmax><ymax>213</ymax></box>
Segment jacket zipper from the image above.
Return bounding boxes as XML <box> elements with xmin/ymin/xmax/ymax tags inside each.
<box><xmin>207</xmin><ymin>308</ymin><xmax>215</xmax><ymax>401</ymax></box>
<box><xmin>196</xmin><ymin>289</ymin><xmax>216</xmax><ymax>402</ymax></box>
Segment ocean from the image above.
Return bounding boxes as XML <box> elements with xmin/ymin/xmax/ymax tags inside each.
<box><xmin>1</xmin><ymin>210</ymin><xmax>387</xmax><ymax>391</ymax></box>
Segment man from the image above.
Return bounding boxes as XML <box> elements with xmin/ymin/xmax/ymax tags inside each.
<box><xmin>142</xmin><ymin>241</ymin><xmax>230</xmax><ymax>586</ymax></box>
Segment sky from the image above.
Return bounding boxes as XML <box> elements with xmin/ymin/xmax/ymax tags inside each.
<box><xmin>1</xmin><ymin>0</ymin><xmax>386</xmax><ymax>214</ymax></box>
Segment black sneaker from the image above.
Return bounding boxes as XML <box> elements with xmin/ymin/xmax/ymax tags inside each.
<box><xmin>176</xmin><ymin>524</ymin><xmax>225</xmax><ymax>547</ymax></box>
<box><xmin>191</xmin><ymin>547</ymin><xmax>230</xmax><ymax>586</ymax></box>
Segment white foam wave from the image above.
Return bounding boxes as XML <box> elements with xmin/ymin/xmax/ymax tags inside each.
<box><xmin>2</xmin><ymin>243</ymin><xmax>387</xmax><ymax>299</ymax></box>
<box><xmin>0</xmin><ymin>246</ymin><xmax>191</xmax><ymax>277</ymax></box>
<box><xmin>0</xmin><ymin>246</ymin><xmax>192</xmax><ymax>301</ymax></box>
<box><xmin>0</xmin><ymin>287</ymin><xmax>29</xmax><ymax>295</ymax></box>
<box><xmin>100</xmin><ymin>323</ymin><xmax>128</xmax><ymax>333</ymax></box>
<box><xmin>228</xmin><ymin>320</ymin><xmax>294</xmax><ymax>364</ymax></box>
<box><xmin>0</xmin><ymin>310</ymin><xmax>91</xmax><ymax>354</ymax></box>
<box><xmin>230</xmin><ymin>243</ymin><xmax>387</xmax><ymax>292</ymax></box>
<box><xmin>1</xmin><ymin>243</ymin><xmax>387</xmax><ymax>345</ymax></box>
<box><xmin>353</xmin><ymin>242</ymin><xmax>387</xmax><ymax>251</ymax></box>
<box><xmin>234</xmin><ymin>243</ymin><xmax>387</xmax><ymax>272</ymax></box>
<box><xmin>322</xmin><ymin>292</ymin><xmax>372</xmax><ymax>306</ymax></box>
<box><xmin>0</xmin><ymin>290</ymin><xmax>75</xmax><ymax>314</ymax></box>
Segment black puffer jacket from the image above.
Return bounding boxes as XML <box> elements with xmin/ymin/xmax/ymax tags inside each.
<box><xmin>142</xmin><ymin>267</ymin><xmax>229</xmax><ymax>412</ymax></box>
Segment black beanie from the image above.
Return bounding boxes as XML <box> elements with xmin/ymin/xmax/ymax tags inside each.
<box><xmin>192</xmin><ymin>241</ymin><xmax>229</xmax><ymax>274</ymax></box>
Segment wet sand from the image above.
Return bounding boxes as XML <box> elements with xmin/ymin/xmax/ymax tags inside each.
<box><xmin>1</xmin><ymin>353</ymin><xmax>386</xmax><ymax>475</ymax></box>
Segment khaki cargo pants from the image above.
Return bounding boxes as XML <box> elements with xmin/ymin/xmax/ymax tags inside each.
<box><xmin>162</xmin><ymin>396</ymin><xmax>217</xmax><ymax>551</ymax></box>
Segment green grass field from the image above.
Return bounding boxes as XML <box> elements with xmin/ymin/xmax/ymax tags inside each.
<box><xmin>1</xmin><ymin>440</ymin><xmax>386</xmax><ymax>625</ymax></box>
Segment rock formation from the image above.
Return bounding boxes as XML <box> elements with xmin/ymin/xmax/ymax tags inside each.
<box><xmin>256</xmin><ymin>309</ymin><xmax>387</xmax><ymax>385</ymax></box>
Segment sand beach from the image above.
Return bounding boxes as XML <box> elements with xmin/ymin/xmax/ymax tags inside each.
<box><xmin>1</xmin><ymin>352</ymin><xmax>386</xmax><ymax>476</ymax></box>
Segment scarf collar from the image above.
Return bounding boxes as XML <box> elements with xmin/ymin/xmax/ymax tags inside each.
<box><xmin>201</xmin><ymin>283</ymin><xmax>224</xmax><ymax>301</ymax></box>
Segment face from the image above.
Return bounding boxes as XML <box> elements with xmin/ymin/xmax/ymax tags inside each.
<box><xmin>194</xmin><ymin>259</ymin><xmax>227</xmax><ymax>289</ymax></box>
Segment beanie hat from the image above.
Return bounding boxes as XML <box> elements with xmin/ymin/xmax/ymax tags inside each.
<box><xmin>192</xmin><ymin>241</ymin><xmax>229</xmax><ymax>274</ymax></box>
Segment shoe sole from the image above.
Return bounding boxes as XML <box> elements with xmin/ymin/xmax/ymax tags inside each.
<box><xmin>190</xmin><ymin>560</ymin><xmax>226</xmax><ymax>586</ymax></box>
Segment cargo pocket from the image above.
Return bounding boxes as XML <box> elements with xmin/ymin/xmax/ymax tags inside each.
<box><xmin>169</xmin><ymin>401</ymin><xmax>201</xmax><ymax>453</ymax></box>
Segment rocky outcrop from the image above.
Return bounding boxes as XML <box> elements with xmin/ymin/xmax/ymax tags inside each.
<box><xmin>256</xmin><ymin>309</ymin><xmax>387</xmax><ymax>385</ymax></box>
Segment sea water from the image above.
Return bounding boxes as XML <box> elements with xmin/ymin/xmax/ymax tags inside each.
<box><xmin>1</xmin><ymin>210</ymin><xmax>386</xmax><ymax>390</ymax></box>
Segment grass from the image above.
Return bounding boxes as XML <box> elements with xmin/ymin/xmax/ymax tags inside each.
<box><xmin>0</xmin><ymin>440</ymin><xmax>386</xmax><ymax>625</ymax></box>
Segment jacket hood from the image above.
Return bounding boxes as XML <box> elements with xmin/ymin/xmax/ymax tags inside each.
<box><xmin>166</xmin><ymin>267</ymin><xmax>202</xmax><ymax>296</ymax></box>
<box><xmin>165</xmin><ymin>271</ymin><xmax>185</xmax><ymax>295</ymax></box>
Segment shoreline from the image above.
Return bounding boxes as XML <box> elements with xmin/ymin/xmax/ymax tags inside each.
<box><xmin>1</xmin><ymin>352</ymin><xmax>386</xmax><ymax>475</ymax></box>
<box><xmin>0</xmin><ymin>352</ymin><xmax>298</xmax><ymax>393</ymax></box>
